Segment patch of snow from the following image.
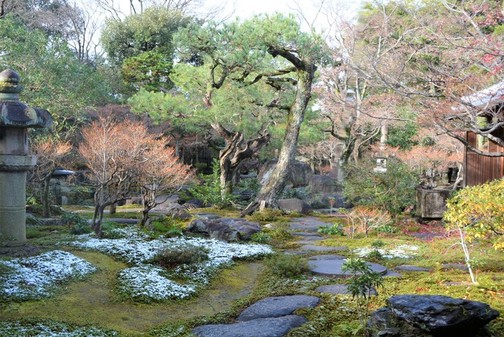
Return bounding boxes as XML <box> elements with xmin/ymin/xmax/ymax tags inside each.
<box><xmin>0</xmin><ymin>250</ymin><xmax>96</xmax><ymax>301</ymax></box>
<box><xmin>118</xmin><ymin>265</ymin><xmax>197</xmax><ymax>300</ymax></box>
<box><xmin>355</xmin><ymin>244</ymin><xmax>419</xmax><ymax>259</ymax></box>
<box><xmin>0</xmin><ymin>321</ymin><xmax>117</xmax><ymax>337</ymax></box>
<box><xmin>69</xmin><ymin>228</ymin><xmax>273</xmax><ymax>300</ymax></box>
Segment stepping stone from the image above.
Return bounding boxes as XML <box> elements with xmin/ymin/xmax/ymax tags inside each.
<box><xmin>395</xmin><ymin>265</ymin><xmax>431</xmax><ymax>272</ymax></box>
<box><xmin>300</xmin><ymin>245</ymin><xmax>348</xmax><ymax>252</ymax></box>
<box><xmin>383</xmin><ymin>270</ymin><xmax>402</xmax><ymax>277</ymax></box>
<box><xmin>237</xmin><ymin>295</ymin><xmax>320</xmax><ymax>321</ymax></box>
<box><xmin>441</xmin><ymin>263</ymin><xmax>468</xmax><ymax>271</ymax></box>
<box><xmin>192</xmin><ymin>315</ymin><xmax>307</xmax><ymax>337</ymax></box>
<box><xmin>288</xmin><ymin>217</ymin><xmax>332</xmax><ymax>232</ymax></box>
<box><xmin>308</xmin><ymin>255</ymin><xmax>388</xmax><ymax>277</ymax></box>
<box><xmin>316</xmin><ymin>284</ymin><xmax>377</xmax><ymax>296</ymax></box>
<box><xmin>293</xmin><ymin>232</ymin><xmax>323</xmax><ymax>237</ymax></box>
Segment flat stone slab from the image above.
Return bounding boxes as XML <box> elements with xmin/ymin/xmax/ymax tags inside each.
<box><xmin>237</xmin><ymin>295</ymin><xmax>320</xmax><ymax>321</ymax></box>
<box><xmin>308</xmin><ymin>256</ymin><xmax>388</xmax><ymax>277</ymax></box>
<box><xmin>441</xmin><ymin>263</ymin><xmax>468</xmax><ymax>271</ymax></box>
<box><xmin>316</xmin><ymin>284</ymin><xmax>377</xmax><ymax>296</ymax></box>
<box><xmin>192</xmin><ymin>315</ymin><xmax>307</xmax><ymax>337</ymax></box>
<box><xmin>294</xmin><ymin>232</ymin><xmax>324</xmax><ymax>237</ymax></box>
<box><xmin>300</xmin><ymin>245</ymin><xmax>348</xmax><ymax>252</ymax></box>
<box><xmin>395</xmin><ymin>265</ymin><xmax>431</xmax><ymax>272</ymax></box>
<box><xmin>288</xmin><ymin>217</ymin><xmax>332</xmax><ymax>233</ymax></box>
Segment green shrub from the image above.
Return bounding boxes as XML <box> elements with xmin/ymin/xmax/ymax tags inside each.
<box><xmin>343</xmin><ymin>158</ymin><xmax>419</xmax><ymax>215</ymax></box>
<box><xmin>266</xmin><ymin>254</ymin><xmax>308</xmax><ymax>278</ymax></box>
<box><xmin>268</xmin><ymin>223</ymin><xmax>293</xmax><ymax>241</ymax></box>
<box><xmin>246</xmin><ymin>208</ymin><xmax>285</xmax><ymax>223</ymax></box>
<box><xmin>152</xmin><ymin>245</ymin><xmax>209</xmax><ymax>269</ymax></box>
<box><xmin>366</xmin><ymin>249</ymin><xmax>384</xmax><ymax>261</ymax></box>
<box><xmin>188</xmin><ymin>159</ymin><xmax>235</xmax><ymax>209</ymax></box>
<box><xmin>149</xmin><ymin>216</ymin><xmax>184</xmax><ymax>237</ymax></box>
<box><xmin>444</xmin><ymin>178</ymin><xmax>504</xmax><ymax>251</ymax></box>
<box><xmin>100</xmin><ymin>222</ymin><xmax>123</xmax><ymax>239</ymax></box>
<box><xmin>62</xmin><ymin>212</ymin><xmax>92</xmax><ymax>235</ymax></box>
<box><xmin>371</xmin><ymin>240</ymin><xmax>385</xmax><ymax>248</ymax></box>
<box><xmin>318</xmin><ymin>224</ymin><xmax>345</xmax><ymax>236</ymax></box>
<box><xmin>250</xmin><ymin>231</ymin><xmax>272</xmax><ymax>244</ymax></box>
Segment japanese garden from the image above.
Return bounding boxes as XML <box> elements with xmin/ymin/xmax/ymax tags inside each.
<box><xmin>0</xmin><ymin>0</ymin><xmax>502</xmax><ymax>336</ymax></box>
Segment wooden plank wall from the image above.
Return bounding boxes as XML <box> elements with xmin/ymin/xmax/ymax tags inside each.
<box><xmin>465</xmin><ymin>130</ymin><xmax>504</xmax><ymax>186</ymax></box>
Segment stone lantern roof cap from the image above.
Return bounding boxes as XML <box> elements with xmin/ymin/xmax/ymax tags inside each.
<box><xmin>0</xmin><ymin>69</ymin><xmax>52</xmax><ymax>128</ymax></box>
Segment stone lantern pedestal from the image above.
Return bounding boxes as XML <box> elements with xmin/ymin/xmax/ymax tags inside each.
<box><xmin>0</xmin><ymin>69</ymin><xmax>52</xmax><ymax>246</ymax></box>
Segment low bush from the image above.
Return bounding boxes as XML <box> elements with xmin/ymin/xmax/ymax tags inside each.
<box><xmin>250</xmin><ymin>231</ymin><xmax>272</xmax><ymax>244</ymax></box>
<box><xmin>246</xmin><ymin>208</ymin><xmax>285</xmax><ymax>223</ymax></box>
<box><xmin>152</xmin><ymin>245</ymin><xmax>210</xmax><ymax>269</ymax></box>
<box><xmin>266</xmin><ymin>254</ymin><xmax>308</xmax><ymax>278</ymax></box>
<box><xmin>318</xmin><ymin>224</ymin><xmax>345</xmax><ymax>236</ymax></box>
<box><xmin>62</xmin><ymin>212</ymin><xmax>92</xmax><ymax>235</ymax></box>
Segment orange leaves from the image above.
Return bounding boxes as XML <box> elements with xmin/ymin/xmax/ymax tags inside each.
<box><xmin>346</xmin><ymin>206</ymin><xmax>393</xmax><ymax>238</ymax></box>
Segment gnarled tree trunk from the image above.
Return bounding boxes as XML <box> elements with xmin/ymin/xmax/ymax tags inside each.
<box><xmin>242</xmin><ymin>62</ymin><xmax>316</xmax><ymax>215</ymax></box>
<box><xmin>212</xmin><ymin>122</ymin><xmax>270</xmax><ymax>199</ymax></box>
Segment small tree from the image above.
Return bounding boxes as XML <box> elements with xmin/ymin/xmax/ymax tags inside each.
<box><xmin>444</xmin><ymin>178</ymin><xmax>504</xmax><ymax>283</ymax></box>
<box><xmin>29</xmin><ymin>137</ymin><xmax>72</xmax><ymax>218</ymax></box>
<box><xmin>79</xmin><ymin>116</ymin><xmax>148</xmax><ymax>236</ymax></box>
<box><xmin>138</xmin><ymin>136</ymin><xmax>193</xmax><ymax>227</ymax></box>
<box><xmin>342</xmin><ymin>258</ymin><xmax>383</xmax><ymax>329</ymax></box>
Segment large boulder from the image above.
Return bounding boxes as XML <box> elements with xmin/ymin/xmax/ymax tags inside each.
<box><xmin>368</xmin><ymin>295</ymin><xmax>500</xmax><ymax>337</ymax></box>
<box><xmin>162</xmin><ymin>203</ymin><xmax>192</xmax><ymax>220</ymax></box>
<box><xmin>308</xmin><ymin>174</ymin><xmax>340</xmax><ymax>193</ymax></box>
<box><xmin>277</xmin><ymin>198</ymin><xmax>312</xmax><ymax>214</ymax></box>
<box><xmin>187</xmin><ymin>217</ymin><xmax>261</xmax><ymax>242</ymax></box>
<box><xmin>259</xmin><ymin>160</ymin><xmax>313</xmax><ymax>188</ymax></box>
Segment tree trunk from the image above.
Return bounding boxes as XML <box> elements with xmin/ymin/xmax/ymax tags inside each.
<box><xmin>242</xmin><ymin>64</ymin><xmax>316</xmax><ymax>215</ymax></box>
<box><xmin>212</xmin><ymin>122</ymin><xmax>270</xmax><ymax>200</ymax></box>
<box><xmin>42</xmin><ymin>175</ymin><xmax>51</xmax><ymax>218</ymax></box>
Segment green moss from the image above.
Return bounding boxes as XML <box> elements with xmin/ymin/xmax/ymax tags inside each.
<box><xmin>0</xmin><ymin>251</ymin><xmax>265</xmax><ymax>337</ymax></box>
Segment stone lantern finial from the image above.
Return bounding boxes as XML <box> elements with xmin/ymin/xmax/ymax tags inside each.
<box><xmin>0</xmin><ymin>69</ymin><xmax>22</xmax><ymax>94</ymax></box>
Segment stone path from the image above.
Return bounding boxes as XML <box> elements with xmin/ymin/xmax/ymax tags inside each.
<box><xmin>192</xmin><ymin>296</ymin><xmax>319</xmax><ymax>337</ymax></box>
<box><xmin>192</xmin><ymin>216</ymin><xmax>429</xmax><ymax>336</ymax></box>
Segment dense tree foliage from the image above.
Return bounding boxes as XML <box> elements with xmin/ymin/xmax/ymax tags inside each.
<box><xmin>173</xmin><ymin>14</ymin><xmax>329</xmax><ymax>213</ymax></box>
<box><xmin>101</xmin><ymin>6</ymin><xmax>194</xmax><ymax>93</ymax></box>
<box><xmin>0</xmin><ymin>16</ymin><xmax>114</xmax><ymax>136</ymax></box>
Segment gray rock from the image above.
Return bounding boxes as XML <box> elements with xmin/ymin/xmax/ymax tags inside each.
<box><xmin>289</xmin><ymin>217</ymin><xmax>331</xmax><ymax>232</ymax></box>
<box><xmin>395</xmin><ymin>265</ymin><xmax>431</xmax><ymax>272</ymax></box>
<box><xmin>163</xmin><ymin>203</ymin><xmax>191</xmax><ymax>220</ymax></box>
<box><xmin>237</xmin><ymin>295</ymin><xmax>320</xmax><ymax>321</ymax></box>
<box><xmin>388</xmin><ymin>295</ymin><xmax>499</xmax><ymax>333</ymax></box>
<box><xmin>308</xmin><ymin>175</ymin><xmax>340</xmax><ymax>193</ymax></box>
<box><xmin>368</xmin><ymin>295</ymin><xmax>500</xmax><ymax>337</ymax></box>
<box><xmin>308</xmin><ymin>256</ymin><xmax>388</xmax><ymax>277</ymax></box>
<box><xmin>300</xmin><ymin>245</ymin><xmax>348</xmax><ymax>252</ymax></box>
<box><xmin>192</xmin><ymin>315</ymin><xmax>307</xmax><ymax>337</ymax></box>
<box><xmin>278</xmin><ymin>198</ymin><xmax>312</xmax><ymax>214</ymax></box>
<box><xmin>441</xmin><ymin>263</ymin><xmax>468</xmax><ymax>271</ymax></box>
<box><xmin>187</xmin><ymin>218</ymin><xmax>261</xmax><ymax>242</ymax></box>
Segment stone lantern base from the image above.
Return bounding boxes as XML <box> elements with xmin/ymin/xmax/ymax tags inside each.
<box><xmin>0</xmin><ymin>154</ymin><xmax>36</xmax><ymax>246</ymax></box>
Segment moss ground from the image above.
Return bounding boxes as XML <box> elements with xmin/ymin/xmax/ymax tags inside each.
<box><xmin>1</xmin><ymin>208</ymin><xmax>503</xmax><ymax>336</ymax></box>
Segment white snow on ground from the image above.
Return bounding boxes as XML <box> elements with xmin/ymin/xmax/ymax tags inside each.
<box><xmin>69</xmin><ymin>228</ymin><xmax>273</xmax><ymax>300</ymax></box>
<box><xmin>0</xmin><ymin>250</ymin><xmax>96</xmax><ymax>300</ymax></box>
<box><xmin>118</xmin><ymin>265</ymin><xmax>197</xmax><ymax>300</ymax></box>
<box><xmin>0</xmin><ymin>321</ymin><xmax>117</xmax><ymax>337</ymax></box>
<box><xmin>355</xmin><ymin>244</ymin><xmax>419</xmax><ymax>259</ymax></box>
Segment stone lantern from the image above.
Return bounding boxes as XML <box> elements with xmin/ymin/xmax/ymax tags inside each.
<box><xmin>0</xmin><ymin>69</ymin><xmax>52</xmax><ymax>246</ymax></box>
